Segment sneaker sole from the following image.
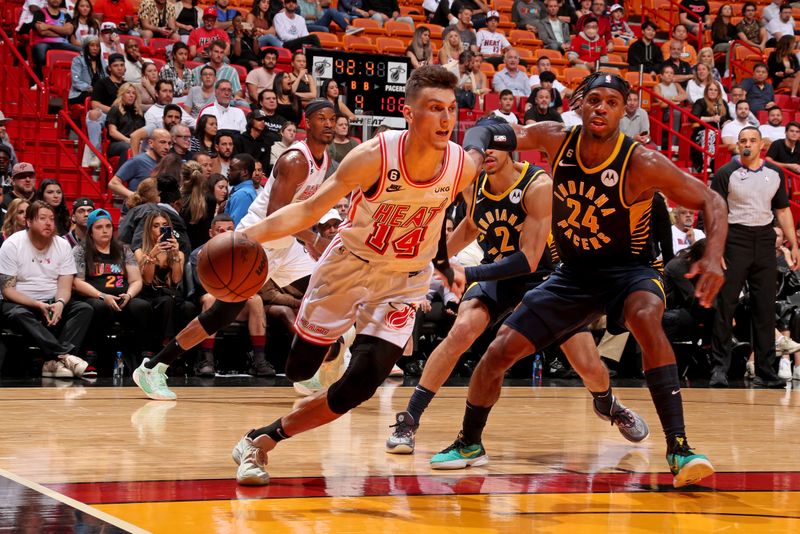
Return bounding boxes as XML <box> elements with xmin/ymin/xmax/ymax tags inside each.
<box><xmin>42</xmin><ymin>369</ymin><xmax>74</xmax><ymax>378</ymax></box>
<box><xmin>385</xmin><ymin>442</ymin><xmax>414</xmax><ymax>454</ymax></box>
<box><xmin>430</xmin><ymin>454</ymin><xmax>489</xmax><ymax>470</ymax></box>
<box><xmin>237</xmin><ymin>471</ymin><xmax>270</xmax><ymax>486</ymax></box>
<box><xmin>673</xmin><ymin>457</ymin><xmax>715</xmax><ymax>488</ymax></box>
<box><xmin>132</xmin><ymin>369</ymin><xmax>177</xmax><ymax>401</ymax></box>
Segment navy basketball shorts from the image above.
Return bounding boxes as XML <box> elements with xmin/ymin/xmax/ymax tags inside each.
<box><xmin>461</xmin><ymin>273</ymin><xmax>548</xmax><ymax>328</ymax></box>
<box><xmin>504</xmin><ymin>263</ymin><xmax>666</xmax><ymax>350</ymax></box>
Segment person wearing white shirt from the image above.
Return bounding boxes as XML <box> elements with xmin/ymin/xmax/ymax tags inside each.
<box><xmin>727</xmin><ymin>84</ymin><xmax>759</xmax><ymax>126</ymax></box>
<box><xmin>561</xmin><ymin>108</ymin><xmax>582</xmax><ymax>127</ymax></box>
<box><xmin>759</xmin><ymin>107</ymin><xmax>786</xmax><ymax>143</ymax></box>
<box><xmin>765</xmin><ymin>5</ymin><xmax>796</xmax><ymax>45</ymax></box>
<box><xmin>761</xmin><ymin>0</ymin><xmax>783</xmax><ymax>24</ymax></box>
<box><xmin>271</xmin><ymin>0</ymin><xmax>322</xmax><ymax>50</ymax></box>
<box><xmin>142</xmin><ymin>80</ymin><xmax>196</xmax><ymax>130</ymax></box>
<box><xmin>721</xmin><ymin>100</ymin><xmax>752</xmax><ymax>153</ymax></box>
<box><xmin>529</xmin><ymin>56</ymin><xmax>568</xmax><ymax>96</ymax></box>
<box><xmin>198</xmin><ymin>79</ymin><xmax>247</xmax><ymax>133</ymax></box>
<box><xmin>490</xmin><ymin>90</ymin><xmax>519</xmax><ymax>124</ymax></box>
<box><xmin>476</xmin><ymin>11</ymin><xmax>511</xmax><ymax>67</ymax></box>
<box><xmin>671</xmin><ymin>206</ymin><xmax>705</xmax><ymax>254</ymax></box>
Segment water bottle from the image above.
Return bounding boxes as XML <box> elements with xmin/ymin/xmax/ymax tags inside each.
<box><xmin>113</xmin><ymin>351</ymin><xmax>124</xmax><ymax>383</ymax></box>
<box><xmin>532</xmin><ymin>354</ymin><xmax>543</xmax><ymax>386</ymax></box>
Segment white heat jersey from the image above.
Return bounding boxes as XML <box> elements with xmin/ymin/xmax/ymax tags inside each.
<box><xmin>237</xmin><ymin>140</ymin><xmax>329</xmax><ymax>249</ymax></box>
<box><xmin>338</xmin><ymin>130</ymin><xmax>465</xmax><ymax>273</ymax></box>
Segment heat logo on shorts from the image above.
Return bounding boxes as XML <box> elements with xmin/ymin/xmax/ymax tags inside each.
<box><xmin>384</xmin><ymin>304</ymin><xmax>416</xmax><ymax>330</ymax></box>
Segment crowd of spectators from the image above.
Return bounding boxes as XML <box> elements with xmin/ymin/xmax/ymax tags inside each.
<box><xmin>4</xmin><ymin>0</ymin><xmax>800</xmax><ymax>384</ymax></box>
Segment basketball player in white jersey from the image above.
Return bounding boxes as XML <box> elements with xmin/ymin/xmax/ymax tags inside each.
<box><xmin>132</xmin><ymin>101</ymin><xmax>337</xmax><ymax>401</ymax></box>
<box><xmin>230</xmin><ymin>66</ymin><xmax>482</xmax><ymax>486</ymax></box>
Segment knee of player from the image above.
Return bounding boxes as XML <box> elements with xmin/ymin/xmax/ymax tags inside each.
<box><xmin>625</xmin><ymin>303</ymin><xmax>662</xmax><ymax>330</ymax></box>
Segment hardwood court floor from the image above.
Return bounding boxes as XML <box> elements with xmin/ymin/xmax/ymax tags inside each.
<box><xmin>1</xmin><ymin>383</ymin><xmax>800</xmax><ymax>532</ymax></box>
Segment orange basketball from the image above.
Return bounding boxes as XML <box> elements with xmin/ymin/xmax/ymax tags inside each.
<box><xmin>197</xmin><ymin>232</ymin><xmax>269</xmax><ymax>302</ymax></box>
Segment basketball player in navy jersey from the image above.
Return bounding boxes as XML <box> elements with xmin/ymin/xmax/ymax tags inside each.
<box><xmin>229</xmin><ymin>66</ymin><xmax>485</xmax><ymax>486</ymax></box>
<box><xmin>132</xmin><ymin>100</ymin><xmax>337</xmax><ymax>401</ymax></box>
<box><xmin>432</xmin><ymin>72</ymin><xmax>728</xmax><ymax>488</ymax></box>
<box><xmin>385</xmin><ymin>149</ymin><xmax>648</xmax><ymax>456</ymax></box>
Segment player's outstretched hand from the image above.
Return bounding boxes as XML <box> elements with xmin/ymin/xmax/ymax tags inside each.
<box><xmin>685</xmin><ymin>255</ymin><xmax>725</xmax><ymax>308</ymax></box>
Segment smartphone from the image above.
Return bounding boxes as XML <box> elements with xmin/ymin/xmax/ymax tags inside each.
<box><xmin>159</xmin><ymin>226</ymin><xmax>173</xmax><ymax>242</ymax></box>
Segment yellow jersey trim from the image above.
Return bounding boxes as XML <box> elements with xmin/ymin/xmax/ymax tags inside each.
<box><xmin>481</xmin><ymin>162</ymin><xmax>530</xmax><ymax>202</ymax></box>
<box><xmin>575</xmin><ymin>130</ymin><xmax>625</xmax><ymax>175</ymax></box>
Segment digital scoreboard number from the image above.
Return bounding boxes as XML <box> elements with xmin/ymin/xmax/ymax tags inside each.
<box><xmin>306</xmin><ymin>49</ymin><xmax>410</xmax><ymax>129</ymax></box>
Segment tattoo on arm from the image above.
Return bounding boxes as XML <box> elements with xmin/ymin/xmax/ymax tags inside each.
<box><xmin>0</xmin><ymin>275</ymin><xmax>17</xmax><ymax>289</ymax></box>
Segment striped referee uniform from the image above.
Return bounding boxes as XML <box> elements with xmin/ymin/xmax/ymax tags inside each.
<box><xmin>710</xmin><ymin>158</ymin><xmax>789</xmax><ymax>382</ymax></box>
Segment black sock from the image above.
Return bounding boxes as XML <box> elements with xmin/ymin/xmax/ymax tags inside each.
<box><xmin>249</xmin><ymin>419</ymin><xmax>290</xmax><ymax>442</ymax></box>
<box><xmin>406</xmin><ymin>385</ymin><xmax>435</xmax><ymax>425</ymax></box>
<box><xmin>591</xmin><ymin>387</ymin><xmax>614</xmax><ymax>416</ymax></box>
<box><xmin>144</xmin><ymin>339</ymin><xmax>184</xmax><ymax>369</ymax></box>
<box><xmin>645</xmin><ymin>364</ymin><xmax>686</xmax><ymax>443</ymax></box>
<box><xmin>461</xmin><ymin>401</ymin><xmax>492</xmax><ymax>444</ymax></box>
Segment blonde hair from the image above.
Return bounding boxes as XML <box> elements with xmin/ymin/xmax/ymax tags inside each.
<box><xmin>112</xmin><ymin>82</ymin><xmax>143</xmax><ymax>116</ymax></box>
<box><xmin>126</xmin><ymin>178</ymin><xmax>159</xmax><ymax>208</ymax></box>
<box><xmin>180</xmin><ymin>161</ymin><xmax>207</xmax><ymax>224</ymax></box>
<box><xmin>2</xmin><ymin>198</ymin><xmax>29</xmax><ymax>238</ymax></box>
<box><xmin>697</xmin><ymin>47</ymin><xmax>714</xmax><ymax>69</ymax></box>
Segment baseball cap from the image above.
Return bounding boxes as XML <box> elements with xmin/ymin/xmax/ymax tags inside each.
<box><xmin>318</xmin><ymin>209</ymin><xmax>342</xmax><ymax>226</ymax></box>
<box><xmin>72</xmin><ymin>197</ymin><xmax>95</xmax><ymax>214</ymax></box>
<box><xmin>610</xmin><ymin>3</ymin><xmax>624</xmax><ymax>12</ymax></box>
<box><xmin>250</xmin><ymin>109</ymin><xmax>267</xmax><ymax>121</ymax></box>
<box><xmin>486</xmin><ymin>10</ymin><xmax>500</xmax><ymax>19</ymax></box>
<box><xmin>203</xmin><ymin>6</ymin><xmax>218</xmax><ymax>18</ymax></box>
<box><xmin>108</xmin><ymin>52</ymin><xmax>125</xmax><ymax>65</ymax></box>
<box><xmin>0</xmin><ymin>110</ymin><xmax>12</xmax><ymax>124</ymax></box>
<box><xmin>11</xmin><ymin>162</ymin><xmax>35</xmax><ymax>177</ymax></box>
<box><xmin>100</xmin><ymin>21</ymin><xmax>117</xmax><ymax>32</ymax></box>
<box><xmin>87</xmin><ymin>208</ymin><xmax>112</xmax><ymax>230</ymax></box>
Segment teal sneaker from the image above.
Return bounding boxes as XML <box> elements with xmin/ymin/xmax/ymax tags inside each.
<box><xmin>430</xmin><ymin>433</ymin><xmax>489</xmax><ymax>470</ymax></box>
<box><xmin>667</xmin><ymin>435</ymin><xmax>715</xmax><ymax>488</ymax></box>
<box><xmin>132</xmin><ymin>358</ymin><xmax>177</xmax><ymax>401</ymax></box>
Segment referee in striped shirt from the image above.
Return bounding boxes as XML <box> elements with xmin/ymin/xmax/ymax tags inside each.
<box><xmin>709</xmin><ymin>126</ymin><xmax>800</xmax><ymax>388</ymax></box>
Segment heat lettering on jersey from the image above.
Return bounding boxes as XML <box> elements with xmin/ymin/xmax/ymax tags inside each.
<box><xmin>365</xmin><ymin>201</ymin><xmax>446</xmax><ymax>258</ymax></box>
<box><xmin>297</xmin><ymin>184</ymin><xmax>320</xmax><ymax>201</ymax></box>
<box><xmin>553</xmin><ymin>179</ymin><xmax>616</xmax><ymax>251</ymax></box>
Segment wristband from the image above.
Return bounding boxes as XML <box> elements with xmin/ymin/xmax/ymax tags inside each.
<box><xmin>55</xmin><ymin>298</ymin><xmax>66</xmax><ymax>306</ymax></box>
<box><xmin>465</xmin><ymin>252</ymin><xmax>531</xmax><ymax>284</ymax></box>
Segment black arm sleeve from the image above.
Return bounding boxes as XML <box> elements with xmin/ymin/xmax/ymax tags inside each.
<box><xmin>462</xmin><ymin>119</ymin><xmax>518</xmax><ymax>155</ymax></box>
<box><xmin>464</xmin><ymin>251</ymin><xmax>531</xmax><ymax>283</ymax></box>
<box><xmin>652</xmin><ymin>193</ymin><xmax>675</xmax><ymax>264</ymax></box>
<box><xmin>432</xmin><ymin>215</ymin><xmax>454</xmax><ymax>285</ymax></box>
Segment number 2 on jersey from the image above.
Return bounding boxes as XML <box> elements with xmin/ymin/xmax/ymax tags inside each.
<box><xmin>366</xmin><ymin>223</ymin><xmax>427</xmax><ymax>258</ymax></box>
<box><xmin>565</xmin><ymin>199</ymin><xmax>599</xmax><ymax>234</ymax></box>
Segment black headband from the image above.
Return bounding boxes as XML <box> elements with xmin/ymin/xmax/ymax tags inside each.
<box><xmin>304</xmin><ymin>99</ymin><xmax>335</xmax><ymax>118</ymax></box>
<box><xmin>585</xmin><ymin>73</ymin><xmax>630</xmax><ymax>99</ymax></box>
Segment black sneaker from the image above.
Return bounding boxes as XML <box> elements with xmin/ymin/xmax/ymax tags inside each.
<box><xmin>752</xmin><ymin>375</ymin><xmax>787</xmax><ymax>389</ymax></box>
<box><xmin>249</xmin><ymin>357</ymin><xmax>276</xmax><ymax>377</ymax></box>
<box><xmin>195</xmin><ymin>350</ymin><xmax>215</xmax><ymax>377</ymax></box>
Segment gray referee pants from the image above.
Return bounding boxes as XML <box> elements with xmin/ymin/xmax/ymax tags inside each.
<box><xmin>710</xmin><ymin>223</ymin><xmax>778</xmax><ymax>380</ymax></box>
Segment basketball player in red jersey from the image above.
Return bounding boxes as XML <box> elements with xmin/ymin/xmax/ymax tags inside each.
<box><xmin>230</xmin><ymin>66</ymin><xmax>481</xmax><ymax>485</ymax></box>
<box><xmin>433</xmin><ymin>72</ymin><xmax>728</xmax><ymax>488</ymax></box>
<box><xmin>133</xmin><ymin>100</ymin><xmax>337</xmax><ymax>401</ymax></box>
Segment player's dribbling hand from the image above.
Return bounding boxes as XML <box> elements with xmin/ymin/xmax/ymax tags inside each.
<box><xmin>685</xmin><ymin>255</ymin><xmax>725</xmax><ymax>308</ymax></box>
<box><xmin>436</xmin><ymin>261</ymin><xmax>465</xmax><ymax>299</ymax></box>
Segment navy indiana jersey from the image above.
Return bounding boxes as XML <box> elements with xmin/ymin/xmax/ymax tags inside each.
<box><xmin>471</xmin><ymin>161</ymin><xmax>558</xmax><ymax>271</ymax></box>
<box><xmin>551</xmin><ymin>126</ymin><xmax>654</xmax><ymax>268</ymax></box>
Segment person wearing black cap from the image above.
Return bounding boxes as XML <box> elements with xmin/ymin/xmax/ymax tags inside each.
<box><xmin>65</xmin><ymin>197</ymin><xmax>95</xmax><ymax>248</ymax></box>
<box><xmin>434</xmin><ymin>71</ymin><xmax>728</xmax><ymax>488</ymax></box>
<box><xmin>86</xmin><ymin>52</ymin><xmax>126</xmax><ymax>156</ymax></box>
<box><xmin>234</xmin><ymin>110</ymin><xmax>274</xmax><ymax>172</ymax></box>
<box><xmin>133</xmin><ymin>98</ymin><xmax>337</xmax><ymax>401</ymax></box>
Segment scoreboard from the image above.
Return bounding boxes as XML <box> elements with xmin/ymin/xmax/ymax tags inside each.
<box><xmin>306</xmin><ymin>49</ymin><xmax>410</xmax><ymax>129</ymax></box>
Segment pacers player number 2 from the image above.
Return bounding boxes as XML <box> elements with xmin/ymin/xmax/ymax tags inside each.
<box><xmin>494</xmin><ymin>226</ymin><xmax>515</xmax><ymax>254</ymax></box>
<box><xmin>565</xmin><ymin>198</ymin><xmax>599</xmax><ymax>234</ymax></box>
<box><xmin>366</xmin><ymin>223</ymin><xmax>427</xmax><ymax>258</ymax></box>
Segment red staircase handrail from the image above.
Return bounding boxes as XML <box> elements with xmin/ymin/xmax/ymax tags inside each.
<box><xmin>722</xmin><ymin>39</ymin><xmax>766</xmax><ymax>90</ymax></box>
<box><xmin>640</xmin><ymin>0</ymin><xmax>705</xmax><ymax>50</ymax></box>
<box><xmin>640</xmin><ymin>85</ymin><xmax>720</xmax><ymax>183</ymax></box>
<box><xmin>56</xmin><ymin>110</ymin><xmax>114</xmax><ymax>206</ymax></box>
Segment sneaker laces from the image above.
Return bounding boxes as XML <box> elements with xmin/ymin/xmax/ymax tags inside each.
<box><xmin>439</xmin><ymin>432</ymin><xmax>472</xmax><ymax>453</ymax></box>
<box><xmin>609</xmin><ymin>407</ymin><xmax>637</xmax><ymax>429</ymax></box>
<box><xmin>389</xmin><ymin>420</ymin><xmax>415</xmax><ymax>439</ymax></box>
<box><xmin>669</xmin><ymin>435</ymin><xmax>694</xmax><ymax>456</ymax></box>
<box><xmin>150</xmin><ymin>368</ymin><xmax>168</xmax><ymax>389</ymax></box>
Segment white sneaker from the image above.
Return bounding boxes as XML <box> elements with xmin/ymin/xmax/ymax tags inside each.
<box><xmin>779</xmin><ymin>358</ymin><xmax>792</xmax><ymax>380</ymax></box>
<box><xmin>132</xmin><ymin>358</ymin><xmax>177</xmax><ymax>400</ymax></box>
<box><xmin>42</xmin><ymin>359</ymin><xmax>73</xmax><ymax>378</ymax></box>
<box><xmin>345</xmin><ymin>26</ymin><xmax>364</xmax><ymax>35</ymax></box>
<box><xmin>793</xmin><ymin>366</ymin><xmax>800</xmax><ymax>381</ymax></box>
<box><xmin>233</xmin><ymin>433</ymin><xmax>270</xmax><ymax>486</ymax></box>
<box><xmin>58</xmin><ymin>354</ymin><xmax>89</xmax><ymax>378</ymax></box>
<box><xmin>776</xmin><ymin>336</ymin><xmax>800</xmax><ymax>356</ymax></box>
<box><xmin>744</xmin><ymin>360</ymin><xmax>755</xmax><ymax>379</ymax></box>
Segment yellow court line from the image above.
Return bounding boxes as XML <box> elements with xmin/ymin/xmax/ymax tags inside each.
<box><xmin>0</xmin><ymin>467</ymin><xmax>150</xmax><ymax>534</ymax></box>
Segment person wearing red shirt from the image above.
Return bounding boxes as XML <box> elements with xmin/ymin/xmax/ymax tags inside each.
<box><xmin>94</xmin><ymin>0</ymin><xmax>135</xmax><ymax>34</ymax></box>
<box><xmin>568</xmin><ymin>16</ymin><xmax>608</xmax><ymax>71</ymax></box>
<box><xmin>188</xmin><ymin>7</ymin><xmax>231</xmax><ymax>60</ymax></box>
<box><xmin>575</xmin><ymin>0</ymin><xmax>614</xmax><ymax>52</ymax></box>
